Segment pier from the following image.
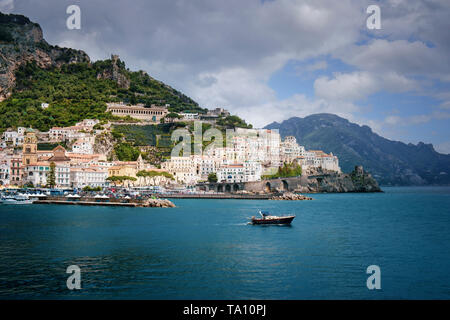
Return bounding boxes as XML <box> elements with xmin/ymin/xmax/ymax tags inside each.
<box><xmin>31</xmin><ymin>196</ymin><xmax>175</xmax><ymax>207</ymax></box>
<box><xmin>160</xmin><ymin>193</ymin><xmax>272</xmax><ymax>200</ymax></box>
<box><xmin>33</xmin><ymin>200</ymin><xmax>140</xmax><ymax>207</ymax></box>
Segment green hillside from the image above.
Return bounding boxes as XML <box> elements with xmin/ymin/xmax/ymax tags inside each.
<box><xmin>0</xmin><ymin>57</ymin><xmax>205</xmax><ymax>132</ymax></box>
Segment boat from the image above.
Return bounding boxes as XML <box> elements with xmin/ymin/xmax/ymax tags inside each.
<box><xmin>1</xmin><ymin>194</ymin><xmax>33</xmax><ymax>205</ymax></box>
<box><xmin>250</xmin><ymin>211</ymin><xmax>295</xmax><ymax>225</ymax></box>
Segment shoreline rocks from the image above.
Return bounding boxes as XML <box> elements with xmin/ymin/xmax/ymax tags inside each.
<box><xmin>143</xmin><ymin>198</ymin><xmax>176</xmax><ymax>208</ymax></box>
<box><xmin>271</xmin><ymin>192</ymin><xmax>313</xmax><ymax>201</ymax></box>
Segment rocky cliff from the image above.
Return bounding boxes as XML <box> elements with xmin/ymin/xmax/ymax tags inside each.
<box><xmin>241</xmin><ymin>166</ymin><xmax>382</xmax><ymax>194</ymax></box>
<box><xmin>304</xmin><ymin>166</ymin><xmax>382</xmax><ymax>193</ymax></box>
<box><xmin>0</xmin><ymin>12</ymin><xmax>89</xmax><ymax>99</ymax></box>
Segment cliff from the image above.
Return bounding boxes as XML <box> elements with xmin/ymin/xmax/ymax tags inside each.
<box><xmin>304</xmin><ymin>166</ymin><xmax>382</xmax><ymax>193</ymax></box>
<box><xmin>223</xmin><ymin>166</ymin><xmax>382</xmax><ymax>194</ymax></box>
<box><xmin>0</xmin><ymin>12</ymin><xmax>90</xmax><ymax>99</ymax></box>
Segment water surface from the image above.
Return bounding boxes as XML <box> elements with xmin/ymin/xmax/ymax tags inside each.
<box><xmin>0</xmin><ymin>187</ymin><xmax>449</xmax><ymax>299</ymax></box>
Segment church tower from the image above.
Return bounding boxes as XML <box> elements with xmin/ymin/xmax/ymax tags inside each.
<box><xmin>22</xmin><ymin>128</ymin><xmax>38</xmax><ymax>166</ymax></box>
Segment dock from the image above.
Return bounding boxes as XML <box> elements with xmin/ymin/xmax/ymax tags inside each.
<box><xmin>33</xmin><ymin>200</ymin><xmax>140</xmax><ymax>207</ymax></box>
<box><xmin>159</xmin><ymin>194</ymin><xmax>272</xmax><ymax>200</ymax></box>
<box><xmin>31</xmin><ymin>196</ymin><xmax>175</xmax><ymax>207</ymax></box>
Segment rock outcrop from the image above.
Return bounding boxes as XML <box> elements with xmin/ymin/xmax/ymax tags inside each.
<box><xmin>96</xmin><ymin>54</ymin><xmax>130</xmax><ymax>89</ymax></box>
<box><xmin>304</xmin><ymin>166</ymin><xmax>382</xmax><ymax>193</ymax></box>
<box><xmin>242</xmin><ymin>166</ymin><xmax>382</xmax><ymax>194</ymax></box>
<box><xmin>144</xmin><ymin>198</ymin><xmax>176</xmax><ymax>208</ymax></box>
<box><xmin>0</xmin><ymin>12</ymin><xmax>90</xmax><ymax>99</ymax></box>
<box><xmin>271</xmin><ymin>192</ymin><xmax>313</xmax><ymax>200</ymax></box>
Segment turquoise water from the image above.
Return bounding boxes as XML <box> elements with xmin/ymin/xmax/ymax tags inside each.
<box><xmin>0</xmin><ymin>187</ymin><xmax>449</xmax><ymax>299</ymax></box>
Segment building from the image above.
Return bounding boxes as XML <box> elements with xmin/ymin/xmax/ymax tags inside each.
<box><xmin>208</xmin><ymin>108</ymin><xmax>230</xmax><ymax>117</ymax></box>
<box><xmin>49</xmin><ymin>126</ymin><xmax>87</xmax><ymax>142</ymax></box>
<box><xmin>0</xmin><ymin>162</ymin><xmax>9</xmax><ymax>186</ymax></box>
<box><xmin>75</xmin><ymin>119</ymin><xmax>99</xmax><ymax>129</ymax></box>
<box><xmin>216</xmin><ymin>161</ymin><xmax>262</xmax><ymax>183</ymax></box>
<box><xmin>280</xmin><ymin>136</ymin><xmax>305</xmax><ymax>162</ymax></box>
<box><xmin>161</xmin><ymin>156</ymin><xmax>199</xmax><ymax>184</ymax></box>
<box><xmin>106</xmin><ymin>102</ymin><xmax>168</xmax><ymax>122</ymax></box>
<box><xmin>22</xmin><ymin>129</ymin><xmax>38</xmax><ymax>166</ymax></box>
<box><xmin>2</xmin><ymin>130</ymin><xmax>24</xmax><ymax>147</ymax></box>
<box><xmin>71</xmin><ymin>138</ymin><xmax>94</xmax><ymax>154</ymax></box>
<box><xmin>22</xmin><ymin>161</ymin><xmax>70</xmax><ymax>188</ymax></box>
<box><xmin>70</xmin><ymin>167</ymin><xmax>108</xmax><ymax>188</ymax></box>
<box><xmin>10</xmin><ymin>156</ymin><xmax>23</xmax><ymax>185</ymax></box>
<box><xmin>179</xmin><ymin>112</ymin><xmax>199</xmax><ymax>121</ymax></box>
<box><xmin>192</xmin><ymin>155</ymin><xmax>220</xmax><ymax>179</ymax></box>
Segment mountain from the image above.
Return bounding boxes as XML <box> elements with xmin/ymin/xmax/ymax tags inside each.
<box><xmin>265</xmin><ymin>114</ymin><xmax>450</xmax><ymax>186</ymax></box>
<box><xmin>0</xmin><ymin>12</ymin><xmax>89</xmax><ymax>99</ymax></box>
<box><xmin>0</xmin><ymin>12</ymin><xmax>205</xmax><ymax>132</ymax></box>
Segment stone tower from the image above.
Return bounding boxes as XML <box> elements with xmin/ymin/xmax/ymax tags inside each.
<box><xmin>22</xmin><ymin>128</ymin><xmax>38</xmax><ymax>165</ymax></box>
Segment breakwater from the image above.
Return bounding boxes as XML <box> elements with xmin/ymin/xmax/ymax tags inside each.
<box><xmin>33</xmin><ymin>196</ymin><xmax>175</xmax><ymax>208</ymax></box>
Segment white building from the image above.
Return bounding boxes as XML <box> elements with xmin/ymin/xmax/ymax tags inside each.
<box><xmin>217</xmin><ymin>161</ymin><xmax>262</xmax><ymax>183</ymax></box>
<box><xmin>0</xmin><ymin>162</ymin><xmax>10</xmax><ymax>186</ymax></box>
<box><xmin>192</xmin><ymin>155</ymin><xmax>220</xmax><ymax>179</ymax></box>
<box><xmin>70</xmin><ymin>167</ymin><xmax>108</xmax><ymax>188</ymax></box>
<box><xmin>280</xmin><ymin>136</ymin><xmax>305</xmax><ymax>162</ymax></box>
<box><xmin>72</xmin><ymin>138</ymin><xmax>94</xmax><ymax>154</ymax></box>
<box><xmin>161</xmin><ymin>156</ymin><xmax>200</xmax><ymax>184</ymax></box>
<box><xmin>75</xmin><ymin>119</ymin><xmax>99</xmax><ymax>128</ymax></box>
<box><xmin>49</xmin><ymin>126</ymin><xmax>88</xmax><ymax>142</ymax></box>
<box><xmin>2</xmin><ymin>130</ymin><xmax>24</xmax><ymax>147</ymax></box>
<box><xmin>179</xmin><ymin>113</ymin><xmax>199</xmax><ymax>120</ymax></box>
<box><xmin>23</xmin><ymin>163</ymin><xmax>71</xmax><ymax>187</ymax></box>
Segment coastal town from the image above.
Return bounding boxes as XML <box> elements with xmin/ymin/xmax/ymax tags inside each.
<box><xmin>0</xmin><ymin>103</ymin><xmax>341</xmax><ymax>192</ymax></box>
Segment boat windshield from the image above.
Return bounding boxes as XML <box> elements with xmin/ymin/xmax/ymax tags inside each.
<box><xmin>259</xmin><ymin>211</ymin><xmax>270</xmax><ymax>218</ymax></box>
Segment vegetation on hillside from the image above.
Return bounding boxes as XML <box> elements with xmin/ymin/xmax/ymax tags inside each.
<box><xmin>262</xmin><ymin>162</ymin><xmax>302</xmax><ymax>180</ymax></box>
<box><xmin>114</xmin><ymin>142</ymin><xmax>141</xmax><ymax>161</ymax></box>
<box><xmin>0</xmin><ymin>57</ymin><xmax>205</xmax><ymax>132</ymax></box>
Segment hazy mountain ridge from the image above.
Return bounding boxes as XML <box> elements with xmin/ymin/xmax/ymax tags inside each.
<box><xmin>265</xmin><ymin>114</ymin><xmax>450</xmax><ymax>186</ymax></box>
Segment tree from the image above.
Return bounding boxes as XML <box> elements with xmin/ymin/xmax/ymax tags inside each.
<box><xmin>106</xmin><ymin>175</ymin><xmax>137</xmax><ymax>186</ymax></box>
<box><xmin>208</xmin><ymin>172</ymin><xmax>218</xmax><ymax>183</ymax></box>
<box><xmin>114</xmin><ymin>143</ymin><xmax>140</xmax><ymax>161</ymax></box>
<box><xmin>136</xmin><ymin>170</ymin><xmax>174</xmax><ymax>186</ymax></box>
<box><xmin>47</xmin><ymin>162</ymin><xmax>56</xmax><ymax>188</ymax></box>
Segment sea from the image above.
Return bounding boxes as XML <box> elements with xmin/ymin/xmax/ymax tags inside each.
<box><xmin>0</xmin><ymin>186</ymin><xmax>449</xmax><ymax>299</ymax></box>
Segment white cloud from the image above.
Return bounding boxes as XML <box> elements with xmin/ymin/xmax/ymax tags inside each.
<box><xmin>0</xmin><ymin>0</ymin><xmax>14</xmax><ymax>12</ymax></box>
<box><xmin>7</xmin><ymin>0</ymin><xmax>450</xmax><ymax>143</ymax></box>
<box><xmin>383</xmin><ymin>111</ymin><xmax>450</xmax><ymax>126</ymax></box>
<box><xmin>305</xmin><ymin>60</ymin><xmax>328</xmax><ymax>72</ymax></box>
<box><xmin>435</xmin><ymin>141</ymin><xmax>450</xmax><ymax>155</ymax></box>
<box><xmin>313</xmin><ymin>71</ymin><xmax>417</xmax><ymax>103</ymax></box>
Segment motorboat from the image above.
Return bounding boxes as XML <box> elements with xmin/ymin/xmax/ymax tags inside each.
<box><xmin>1</xmin><ymin>194</ymin><xmax>33</xmax><ymax>205</ymax></box>
<box><xmin>250</xmin><ymin>211</ymin><xmax>295</xmax><ymax>225</ymax></box>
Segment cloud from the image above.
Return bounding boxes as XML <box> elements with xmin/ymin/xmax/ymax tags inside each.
<box><xmin>337</xmin><ymin>39</ymin><xmax>450</xmax><ymax>82</ymax></box>
<box><xmin>5</xmin><ymin>0</ymin><xmax>450</xmax><ymax>148</ymax></box>
<box><xmin>0</xmin><ymin>0</ymin><xmax>14</xmax><ymax>12</ymax></box>
<box><xmin>383</xmin><ymin>111</ymin><xmax>450</xmax><ymax>126</ymax></box>
<box><xmin>435</xmin><ymin>141</ymin><xmax>450</xmax><ymax>155</ymax></box>
<box><xmin>314</xmin><ymin>71</ymin><xmax>417</xmax><ymax>103</ymax></box>
<box><xmin>305</xmin><ymin>60</ymin><xmax>328</xmax><ymax>72</ymax></box>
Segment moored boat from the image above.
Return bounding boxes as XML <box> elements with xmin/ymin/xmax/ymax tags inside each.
<box><xmin>1</xmin><ymin>194</ymin><xmax>33</xmax><ymax>205</ymax></box>
<box><xmin>250</xmin><ymin>211</ymin><xmax>295</xmax><ymax>225</ymax></box>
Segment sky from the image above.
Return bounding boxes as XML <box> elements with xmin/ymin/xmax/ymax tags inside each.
<box><xmin>1</xmin><ymin>0</ymin><xmax>450</xmax><ymax>153</ymax></box>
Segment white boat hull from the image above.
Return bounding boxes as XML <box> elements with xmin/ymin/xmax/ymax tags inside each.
<box><xmin>1</xmin><ymin>199</ymin><xmax>33</xmax><ymax>204</ymax></box>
